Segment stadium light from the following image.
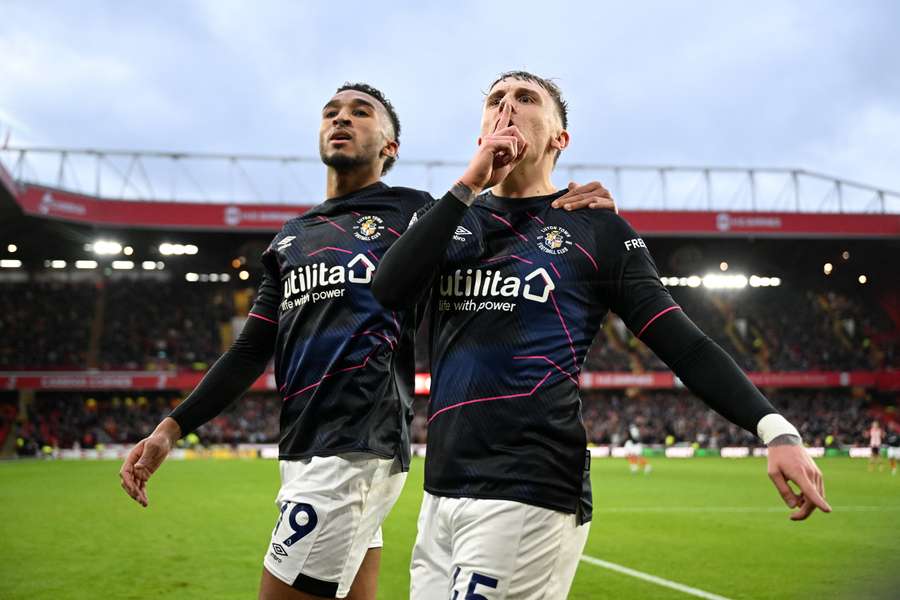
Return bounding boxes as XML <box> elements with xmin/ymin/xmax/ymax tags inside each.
<box><xmin>823</xmin><ymin>262</ymin><xmax>833</xmax><ymax>275</ymax></box>
<box><xmin>770</xmin><ymin>277</ymin><xmax>781</xmax><ymax>287</ymax></box>
<box><xmin>123</xmin><ymin>246</ymin><xmax>134</xmax><ymax>256</ymax></box>
<box><xmin>0</xmin><ymin>259</ymin><xmax>22</xmax><ymax>268</ymax></box>
<box><xmin>75</xmin><ymin>260</ymin><xmax>98</xmax><ymax>269</ymax></box>
<box><xmin>239</xmin><ymin>270</ymin><xmax>250</xmax><ymax>281</ymax></box>
<box><xmin>858</xmin><ymin>274</ymin><xmax>868</xmax><ymax>284</ymax></box>
<box><xmin>687</xmin><ymin>276</ymin><xmax>701</xmax><ymax>288</ymax></box>
<box><xmin>702</xmin><ymin>273</ymin><xmax>747</xmax><ymax>289</ymax></box>
<box><xmin>160</xmin><ymin>243</ymin><xmax>199</xmax><ymax>256</ymax></box>
<box><xmin>185</xmin><ymin>272</ymin><xmax>199</xmax><ymax>282</ymax></box>
<box><xmin>112</xmin><ymin>261</ymin><xmax>134</xmax><ymax>270</ymax></box>
<box><xmin>92</xmin><ymin>240</ymin><xmax>123</xmax><ymax>255</ymax></box>
<box><xmin>842</xmin><ymin>250</ymin><xmax>850</xmax><ymax>260</ymax></box>
<box><xmin>185</xmin><ymin>244</ymin><xmax>199</xmax><ymax>255</ymax></box>
<box><xmin>231</xmin><ymin>258</ymin><xmax>242</xmax><ymax>268</ymax></box>
<box><xmin>209</xmin><ymin>273</ymin><xmax>220</xmax><ymax>282</ymax></box>
<box><xmin>51</xmin><ymin>260</ymin><xmax>66</xmax><ymax>269</ymax></box>
<box><xmin>221</xmin><ymin>273</ymin><xmax>231</xmax><ymax>282</ymax></box>
<box><xmin>142</xmin><ymin>261</ymin><xmax>157</xmax><ymax>270</ymax></box>
<box><xmin>7</xmin><ymin>244</ymin><xmax>16</xmax><ymax>253</ymax></box>
<box><xmin>719</xmin><ymin>262</ymin><xmax>728</xmax><ymax>271</ymax></box>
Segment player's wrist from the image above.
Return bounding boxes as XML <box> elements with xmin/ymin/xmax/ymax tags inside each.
<box><xmin>154</xmin><ymin>417</ymin><xmax>182</xmax><ymax>446</ymax></box>
<box><xmin>451</xmin><ymin>180</ymin><xmax>479</xmax><ymax>205</ymax></box>
<box><xmin>757</xmin><ymin>413</ymin><xmax>801</xmax><ymax>446</ymax></box>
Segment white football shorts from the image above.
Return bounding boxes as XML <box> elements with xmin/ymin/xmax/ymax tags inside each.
<box><xmin>263</xmin><ymin>453</ymin><xmax>407</xmax><ymax>598</ymax></box>
<box><xmin>410</xmin><ymin>492</ymin><xmax>590</xmax><ymax>600</ymax></box>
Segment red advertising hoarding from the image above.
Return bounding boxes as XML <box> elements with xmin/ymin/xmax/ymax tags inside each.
<box><xmin>13</xmin><ymin>184</ymin><xmax>900</xmax><ymax>237</ymax></box>
<box><xmin>3</xmin><ymin>369</ymin><xmax>897</xmax><ymax>393</ymax></box>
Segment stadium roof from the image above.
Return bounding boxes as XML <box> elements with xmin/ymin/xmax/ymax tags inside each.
<box><xmin>3</xmin><ymin>146</ymin><xmax>899</xmax><ymax>214</ymax></box>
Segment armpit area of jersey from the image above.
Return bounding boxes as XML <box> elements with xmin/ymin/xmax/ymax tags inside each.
<box><xmin>169</xmin><ymin>315</ymin><xmax>276</xmax><ymax>435</ymax></box>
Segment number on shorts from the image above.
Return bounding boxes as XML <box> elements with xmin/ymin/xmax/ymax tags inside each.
<box><xmin>280</xmin><ymin>502</ymin><xmax>318</xmax><ymax>547</ymax></box>
<box><xmin>451</xmin><ymin>570</ymin><xmax>499</xmax><ymax>600</ymax></box>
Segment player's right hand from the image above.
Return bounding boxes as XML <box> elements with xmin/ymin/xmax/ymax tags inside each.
<box><xmin>459</xmin><ymin>102</ymin><xmax>527</xmax><ymax>193</ymax></box>
<box><xmin>119</xmin><ymin>418</ymin><xmax>179</xmax><ymax>507</ymax></box>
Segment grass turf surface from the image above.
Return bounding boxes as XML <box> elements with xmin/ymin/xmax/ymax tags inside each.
<box><xmin>1</xmin><ymin>457</ymin><xmax>898</xmax><ymax>599</ymax></box>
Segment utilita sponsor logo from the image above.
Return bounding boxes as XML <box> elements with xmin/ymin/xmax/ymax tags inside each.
<box><xmin>38</xmin><ymin>192</ymin><xmax>87</xmax><ymax>216</ymax></box>
<box><xmin>280</xmin><ymin>254</ymin><xmax>375</xmax><ymax>311</ymax></box>
<box><xmin>439</xmin><ymin>267</ymin><xmax>555</xmax><ymax>304</ymax></box>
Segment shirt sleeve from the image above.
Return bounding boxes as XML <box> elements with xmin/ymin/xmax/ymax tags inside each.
<box><xmin>596</xmin><ymin>214</ymin><xmax>777</xmax><ymax>437</ymax></box>
<box><xmin>598</xmin><ymin>214</ymin><xmax>679</xmax><ymax>335</ymax></box>
<box><xmin>371</xmin><ymin>191</ymin><xmax>466</xmax><ymax>310</ymax></box>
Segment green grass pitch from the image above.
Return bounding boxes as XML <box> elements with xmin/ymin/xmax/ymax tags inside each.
<box><xmin>1</xmin><ymin>457</ymin><xmax>898</xmax><ymax>599</ymax></box>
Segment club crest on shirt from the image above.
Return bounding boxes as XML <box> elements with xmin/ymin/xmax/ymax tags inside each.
<box><xmin>353</xmin><ymin>215</ymin><xmax>385</xmax><ymax>241</ymax></box>
<box><xmin>536</xmin><ymin>225</ymin><xmax>572</xmax><ymax>255</ymax></box>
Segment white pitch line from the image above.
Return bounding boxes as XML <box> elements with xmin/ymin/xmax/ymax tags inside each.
<box><xmin>580</xmin><ymin>555</ymin><xmax>734</xmax><ymax>600</ymax></box>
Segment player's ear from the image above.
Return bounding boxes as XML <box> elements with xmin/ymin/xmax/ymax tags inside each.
<box><xmin>381</xmin><ymin>139</ymin><xmax>399</xmax><ymax>160</ymax></box>
<box><xmin>550</xmin><ymin>130</ymin><xmax>570</xmax><ymax>152</ymax></box>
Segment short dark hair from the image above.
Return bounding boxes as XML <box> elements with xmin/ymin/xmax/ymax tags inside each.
<box><xmin>335</xmin><ymin>82</ymin><xmax>401</xmax><ymax>174</ymax></box>
<box><xmin>487</xmin><ymin>71</ymin><xmax>568</xmax><ymax>130</ymax></box>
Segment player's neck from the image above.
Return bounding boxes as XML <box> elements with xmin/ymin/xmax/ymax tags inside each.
<box><xmin>325</xmin><ymin>165</ymin><xmax>382</xmax><ymax>200</ymax></box>
<box><xmin>491</xmin><ymin>160</ymin><xmax>556</xmax><ymax>199</ymax></box>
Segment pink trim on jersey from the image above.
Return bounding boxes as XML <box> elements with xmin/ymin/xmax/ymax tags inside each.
<box><xmin>549</xmin><ymin>261</ymin><xmax>561</xmax><ymax>279</ymax></box>
<box><xmin>573</xmin><ymin>242</ymin><xmax>598</xmax><ymax>272</ymax></box>
<box><xmin>490</xmin><ymin>213</ymin><xmax>528</xmax><ymax>242</ymax></box>
<box><xmin>282</xmin><ymin>349</ymin><xmax>378</xmax><ymax>400</ymax></box>
<box><xmin>387</xmin><ymin>227</ymin><xmax>402</xmax><ymax>237</ymax></box>
<box><xmin>550</xmin><ymin>291</ymin><xmax>578</xmax><ymax>369</ymax></box>
<box><xmin>483</xmin><ymin>254</ymin><xmax>534</xmax><ymax>266</ymax></box>
<box><xmin>636</xmin><ymin>306</ymin><xmax>682</xmax><ymax>338</ymax></box>
<box><xmin>367</xmin><ymin>250</ymin><xmax>380</xmax><ymax>263</ymax></box>
<box><xmin>514</xmin><ymin>355</ymin><xmax>577</xmax><ymax>384</ymax></box>
<box><xmin>427</xmin><ymin>370</ymin><xmax>554</xmax><ymax>424</ymax></box>
<box><xmin>351</xmin><ymin>211</ymin><xmax>362</xmax><ymax>217</ymax></box>
<box><xmin>317</xmin><ymin>215</ymin><xmax>347</xmax><ymax>232</ymax></box>
<box><xmin>248</xmin><ymin>312</ymin><xmax>278</xmax><ymax>325</ymax></box>
<box><xmin>526</xmin><ymin>211</ymin><xmax>545</xmax><ymax>225</ymax></box>
<box><xmin>307</xmin><ymin>246</ymin><xmax>352</xmax><ymax>257</ymax></box>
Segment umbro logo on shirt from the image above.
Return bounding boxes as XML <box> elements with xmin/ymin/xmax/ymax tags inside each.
<box><xmin>453</xmin><ymin>226</ymin><xmax>473</xmax><ymax>243</ymax></box>
<box><xmin>276</xmin><ymin>236</ymin><xmax>296</xmax><ymax>252</ymax></box>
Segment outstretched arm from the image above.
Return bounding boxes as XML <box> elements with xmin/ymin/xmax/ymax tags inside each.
<box><xmin>603</xmin><ymin>216</ymin><xmax>831</xmax><ymax>520</ymax></box>
<box><xmin>119</xmin><ymin>273</ymin><xmax>279</xmax><ymax>507</ymax></box>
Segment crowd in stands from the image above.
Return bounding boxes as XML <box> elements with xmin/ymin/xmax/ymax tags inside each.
<box><xmin>3</xmin><ymin>278</ymin><xmax>893</xmax><ymax>373</ymax></box>
<box><xmin>579</xmin><ymin>389</ymin><xmax>890</xmax><ymax>448</ymax></box>
<box><xmin>13</xmin><ymin>389</ymin><xmax>894</xmax><ymax>455</ymax></box>
<box><xmin>98</xmin><ymin>280</ymin><xmax>233</xmax><ymax>370</ymax></box>
<box><xmin>581</xmin><ymin>287</ymin><xmax>897</xmax><ymax>373</ymax></box>
<box><xmin>12</xmin><ymin>391</ymin><xmax>280</xmax><ymax>455</ymax></box>
<box><xmin>0</xmin><ymin>281</ymin><xmax>97</xmax><ymax>369</ymax></box>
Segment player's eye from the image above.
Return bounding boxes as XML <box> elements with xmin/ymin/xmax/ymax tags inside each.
<box><xmin>518</xmin><ymin>94</ymin><xmax>534</xmax><ymax>104</ymax></box>
<box><xmin>353</xmin><ymin>109</ymin><xmax>369</xmax><ymax>117</ymax></box>
<box><xmin>487</xmin><ymin>96</ymin><xmax>502</xmax><ymax>106</ymax></box>
<box><xmin>324</xmin><ymin>110</ymin><xmax>338</xmax><ymax>118</ymax></box>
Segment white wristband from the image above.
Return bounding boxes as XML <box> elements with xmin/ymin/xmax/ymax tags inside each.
<box><xmin>756</xmin><ymin>413</ymin><xmax>801</xmax><ymax>445</ymax></box>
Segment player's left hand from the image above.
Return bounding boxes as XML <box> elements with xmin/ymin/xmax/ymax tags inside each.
<box><xmin>766</xmin><ymin>444</ymin><xmax>832</xmax><ymax>521</ymax></box>
<box><xmin>552</xmin><ymin>181</ymin><xmax>617</xmax><ymax>212</ymax></box>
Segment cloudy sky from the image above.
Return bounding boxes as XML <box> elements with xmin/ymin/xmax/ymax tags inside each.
<box><xmin>1</xmin><ymin>0</ymin><xmax>898</xmax><ymax>206</ymax></box>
